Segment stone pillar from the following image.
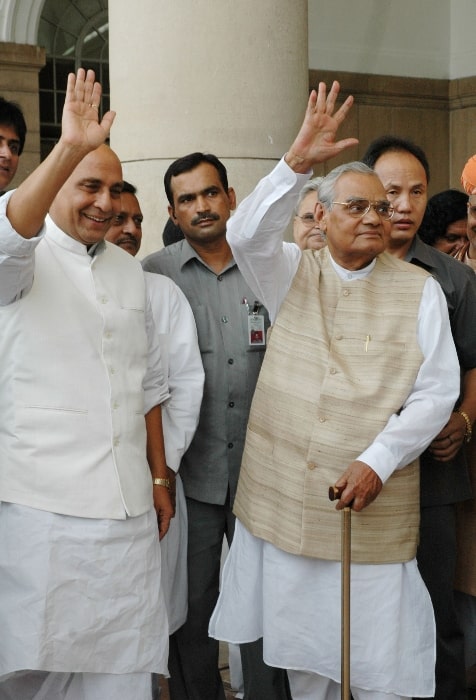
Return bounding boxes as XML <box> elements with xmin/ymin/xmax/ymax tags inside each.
<box><xmin>108</xmin><ymin>1</ymin><xmax>308</xmax><ymax>257</ymax></box>
<box><xmin>0</xmin><ymin>43</ymin><xmax>45</xmax><ymax>186</ymax></box>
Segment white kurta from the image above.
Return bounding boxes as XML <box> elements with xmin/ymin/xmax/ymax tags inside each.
<box><xmin>0</xmin><ymin>194</ymin><xmax>171</xmax><ymax>678</ymax></box>
<box><xmin>211</xmin><ymin>520</ymin><xmax>435</xmax><ymax>697</ymax></box>
<box><xmin>145</xmin><ymin>272</ymin><xmax>204</xmax><ymax>634</ymax></box>
<box><xmin>209</xmin><ymin>158</ymin><xmax>460</xmax><ymax>697</ymax></box>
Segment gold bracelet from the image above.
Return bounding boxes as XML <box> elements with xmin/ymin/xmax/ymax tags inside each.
<box><xmin>153</xmin><ymin>477</ymin><xmax>170</xmax><ymax>489</ymax></box>
<box><xmin>457</xmin><ymin>410</ymin><xmax>473</xmax><ymax>443</ymax></box>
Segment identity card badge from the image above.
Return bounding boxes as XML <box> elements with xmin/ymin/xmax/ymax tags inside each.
<box><xmin>247</xmin><ymin>300</ymin><xmax>265</xmax><ymax>346</ymax></box>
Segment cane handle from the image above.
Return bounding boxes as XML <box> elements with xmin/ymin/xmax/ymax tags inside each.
<box><xmin>329</xmin><ymin>484</ymin><xmax>344</xmax><ymax>501</ymax></box>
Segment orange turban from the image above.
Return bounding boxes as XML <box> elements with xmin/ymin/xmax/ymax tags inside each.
<box><xmin>461</xmin><ymin>154</ymin><xmax>476</xmax><ymax>194</ymax></box>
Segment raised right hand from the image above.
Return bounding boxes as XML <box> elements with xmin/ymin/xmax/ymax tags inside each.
<box><xmin>61</xmin><ymin>68</ymin><xmax>115</xmax><ymax>152</ymax></box>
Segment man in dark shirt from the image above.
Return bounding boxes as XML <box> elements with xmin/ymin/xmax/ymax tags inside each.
<box><xmin>363</xmin><ymin>136</ymin><xmax>476</xmax><ymax>700</ymax></box>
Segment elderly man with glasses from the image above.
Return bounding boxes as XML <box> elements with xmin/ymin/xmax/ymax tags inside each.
<box><xmin>209</xmin><ymin>82</ymin><xmax>460</xmax><ymax>700</ymax></box>
<box><xmin>292</xmin><ymin>176</ymin><xmax>326</xmax><ymax>250</ymax></box>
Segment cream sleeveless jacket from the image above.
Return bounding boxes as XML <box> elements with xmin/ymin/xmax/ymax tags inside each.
<box><xmin>233</xmin><ymin>249</ymin><xmax>429</xmax><ymax>563</ymax></box>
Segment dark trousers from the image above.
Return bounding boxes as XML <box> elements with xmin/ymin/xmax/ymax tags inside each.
<box><xmin>168</xmin><ymin>497</ymin><xmax>291</xmax><ymax>700</ymax></box>
<box><xmin>416</xmin><ymin>504</ymin><xmax>467</xmax><ymax>700</ymax></box>
<box><xmin>168</xmin><ymin>497</ymin><xmax>234</xmax><ymax>700</ymax></box>
<box><xmin>240</xmin><ymin>638</ymin><xmax>292</xmax><ymax>700</ymax></box>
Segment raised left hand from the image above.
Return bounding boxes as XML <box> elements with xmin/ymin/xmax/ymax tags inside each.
<box><xmin>285</xmin><ymin>81</ymin><xmax>359</xmax><ymax>173</ymax></box>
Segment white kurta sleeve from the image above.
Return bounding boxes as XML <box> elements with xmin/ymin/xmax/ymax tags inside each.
<box><xmin>0</xmin><ymin>190</ymin><xmax>45</xmax><ymax>305</ymax></box>
<box><xmin>226</xmin><ymin>157</ymin><xmax>308</xmax><ymax>322</ymax></box>
<box><xmin>145</xmin><ymin>273</ymin><xmax>204</xmax><ymax>472</ymax></box>
<box><xmin>358</xmin><ymin>276</ymin><xmax>460</xmax><ymax>482</ymax></box>
<box><xmin>143</xmin><ymin>288</ymin><xmax>170</xmax><ymax>415</ymax></box>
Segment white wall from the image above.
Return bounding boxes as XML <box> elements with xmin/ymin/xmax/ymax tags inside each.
<box><xmin>309</xmin><ymin>0</ymin><xmax>475</xmax><ymax>80</ymax></box>
<box><xmin>0</xmin><ymin>0</ymin><xmax>44</xmax><ymax>44</ymax></box>
<box><xmin>450</xmin><ymin>0</ymin><xmax>476</xmax><ymax>79</ymax></box>
<box><xmin>2</xmin><ymin>0</ymin><xmax>475</xmax><ymax>81</ymax></box>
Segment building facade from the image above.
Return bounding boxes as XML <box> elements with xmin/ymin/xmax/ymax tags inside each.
<box><xmin>1</xmin><ymin>0</ymin><xmax>475</xmax><ymax>253</ymax></box>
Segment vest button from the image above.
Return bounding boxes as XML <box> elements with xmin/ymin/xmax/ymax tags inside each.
<box><xmin>343</xmin><ymin>289</ymin><xmax>350</xmax><ymax>297</ymax></box>
<box><xmin>307</xmin><ymin>462</ymin><xmax>317</xmax><ymax>470</ymax></box>
<box><xmin>329</xmin><ymin>367</ymin><xmax>336</xmax><ymax>375</ymax></box>
<box><xmin>335</xmin><ymin>334</ymin><xmax>343</xmax><ymax>340</ymax></box>
<box><xmin>319</xmin><ymin>417</ymin><xmax>326</xmax><ymax>423</ymax></box>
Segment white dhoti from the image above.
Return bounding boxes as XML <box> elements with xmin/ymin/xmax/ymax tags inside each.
<box><xmin>0</xmin><ymin>502</ymin><xmax>169</xmax><ymax>678</ymax></box>
<box><xmin>209</xmin><ymin>519</ymin><xmax>436</xmax><ymax>698</ymax></box>
<box><xmin>159</xmin><ymin>475</ymin><xmax>188</xmax><ymax>634</ymax></box>
<box><xmin>0</xmin><ymin>670</ymin><xmax>153</xmax><ymax>700</ymax></box>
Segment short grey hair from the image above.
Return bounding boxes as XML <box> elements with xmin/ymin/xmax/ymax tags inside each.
<box><xmin>318</xmin><ymin>162</ymin><xmax>377</xmax><ymax>210</ymax></box>
<box><xmin>295</xmin><ymin>176</ymin><xmax>324</xmax><ymax>214</ymax></box>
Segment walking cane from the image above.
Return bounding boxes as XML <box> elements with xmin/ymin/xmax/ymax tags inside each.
<box><xmin>329</xmin><ymin>484</ymin><xmax>351</xmax><ymax>700</ymax></box>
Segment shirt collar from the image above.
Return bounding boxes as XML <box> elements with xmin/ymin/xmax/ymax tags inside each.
<box><xmin>45</xmin><ymin>214</ymin><xmax>106</xmax><ymax>258</ymax></box>
<box><xmin>178</xmin><ymin>237</ymin><xmax>236</xmax><ymax>274</ymax></box>
<box><xmin>329</xmin><ymin>252</ymin><xmax>377</xmax><ymax>280</ymax></box>
<box><xmin>406</xmin><ymin>235</ymin><xmax>437</xmax><ymax>272</ymax></box>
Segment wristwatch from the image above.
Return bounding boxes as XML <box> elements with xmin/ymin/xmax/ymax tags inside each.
<box><xmin>153</xmin><ymin>477</ymin><xmax>170</xmax><ymax>489</ymax></box>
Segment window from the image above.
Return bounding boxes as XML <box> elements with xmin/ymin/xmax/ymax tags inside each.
<box><xmin>38</xmin><ymin>0</ymin><xmax>109</xmax><ymax>159</ymax></box>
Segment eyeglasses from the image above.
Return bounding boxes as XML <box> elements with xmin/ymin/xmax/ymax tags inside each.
<box><xmin>295</xmin><ymin>213</ymin><xmax>318</xmax><ymax>228</ymax></box>
<box><xmin>331</xmin><ymin>199</ymin><xmax>394</xmax><ymax>221</ymax></box>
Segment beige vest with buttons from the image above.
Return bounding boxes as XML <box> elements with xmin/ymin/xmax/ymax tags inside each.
<box><xmin>233</xmin><ymin>248</ymin><xmax>429</xmax><ymax>563</ymax></box>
